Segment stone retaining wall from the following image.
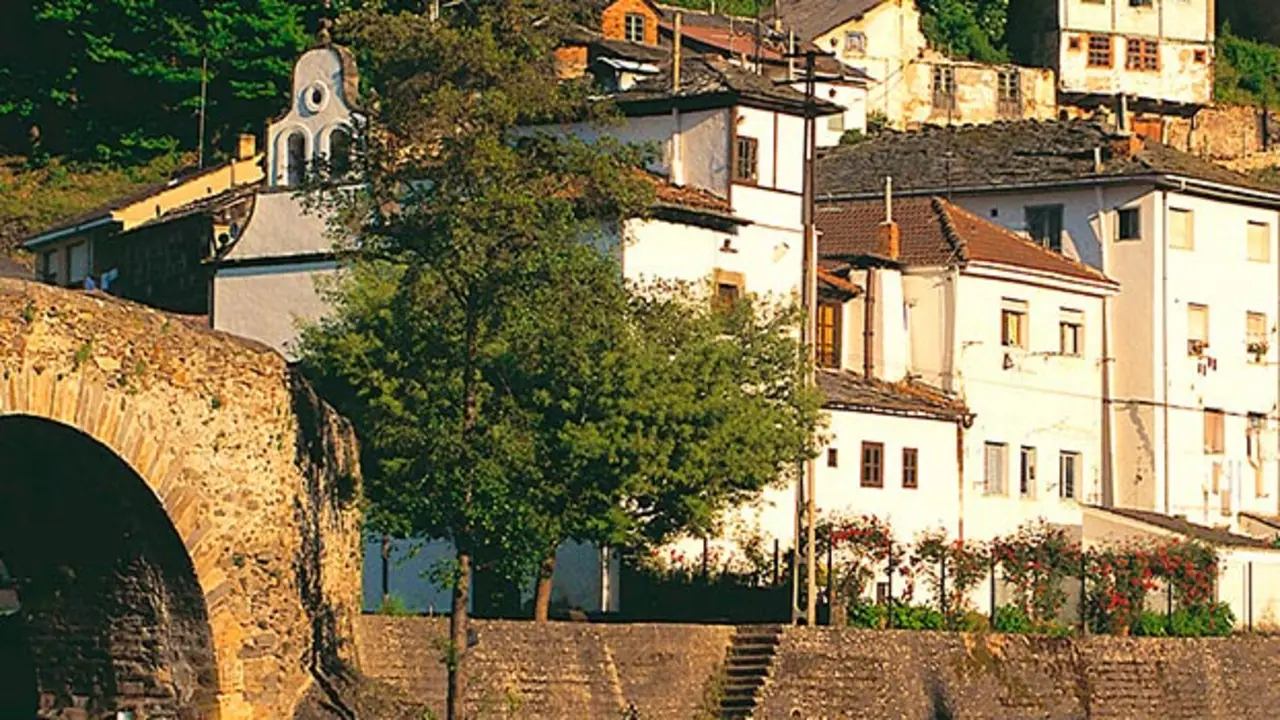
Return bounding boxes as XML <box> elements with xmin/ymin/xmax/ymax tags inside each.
<box><xmin>357</xmin><ymin>617</ymin><xmax>1280</xmax><ymax>719</ymax></box>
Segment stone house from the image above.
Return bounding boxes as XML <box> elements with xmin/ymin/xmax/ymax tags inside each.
<box><xmin>762</xmin><ymin>0</ymin><xmax>1058</xmax><ymax>129</ymax></box>
<box><xmin>813</xmin><ymin>195</ymin><xmax>1117</xmax><ymax>546</ymax></box>
<box><xmin>1009</xmin><ymin>0</ymin><xmax>1215</xmax><ymax>116</ymax></box>
<box><xmin>818</xmin><ymin>119</ymin><xmax>1280</xmax><ymax>535</ymax></box>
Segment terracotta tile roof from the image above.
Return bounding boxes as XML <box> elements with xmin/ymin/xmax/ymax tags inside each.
<box><xmin>639</xmin><ymin>171</ymin><xmax>734</xmax><ymax>215</ymax></box>
<box><xmin>817</xmin><ymin>196</ymin><xmax>1116</xmax><ymax>286</ymax></box>
<box><xmin>1091</xmin><ymin>507</ymin><xmax>1274</xmax><ymax>549</ymax></box>
<box><xmin>816</xmin><ymin>119</ymin><xmax>1280</xmax><ymax>199</ymax></box>
<box><xmin>817</xmin><ymin>368</ymin><xmax>967</xmax><ymax>421</ymax></box>
<box><xmin>760</xmin><ymin>0</ymin><xmax>888</xmax><ymax>42</ymax></box>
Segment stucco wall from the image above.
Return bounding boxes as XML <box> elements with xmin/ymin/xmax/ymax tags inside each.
<box><xmin>1056</xmin><ymin>33</ymin><xmax>1212</xmax><ymax>106</ymax></box>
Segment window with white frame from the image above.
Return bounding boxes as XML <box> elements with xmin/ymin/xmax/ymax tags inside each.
<box><xmin>984</xmin><ymin>442</ymin><xmax>1008</xmax><ymax>495</ymax></box>
<box><xmin>1019</xmin><ymin>447</ymin><xmax>1037</xmax><ymax>498</ymax></box>
<box><xmin>1169</xmin><ymin>208</ymin><xmax>1194</xmax><ymax>250</ymax></box>
<box><xmin>1187</xmin><ymin>303</ymin><xmax>1209</xmax><ymax>356</ymax></box>
<box><xmin>1248</xmin><ymin>311</ymin><xmax>1268</xmax><ymax>363</ymax></box>
<box><xmin>1002</xmin><ymin>299</ymin><xmax>1028</xmax><ymax>349</ymax></box>
<box><xmin>624</xmin><ymin>12</ymin><xmax>647</xmax><ymax>43</ymax></box>
<box><xmin>1059</xmin><ymin>451</ymin><xmax>1080</xmax><ymax>500</ymax></box>
<box><xmin>844</xmin><ymin>31</ymin><xmax>866</xmax><ymax>55</ymax></box>
<box><xmin>1060</xmin><ymin>308</ymin><xmax>1084</xmax><ymax>356</ymax></box>
<box><xmin>1248</xmin><ymin>221</ymin><xmax>1270</xmax><ymax>263</ymax></box>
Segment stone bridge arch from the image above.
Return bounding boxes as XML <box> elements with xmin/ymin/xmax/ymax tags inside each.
<box><xmin>0</xmin><ymin>278</ymin><xmax>363</xmax><ymax>719</ymax></box>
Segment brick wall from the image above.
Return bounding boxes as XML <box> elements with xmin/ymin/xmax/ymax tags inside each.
<box><xmin>354</xmin><ymin>616</ymin><xmax>731</xmax><ymax>718</ymax></box>
<box><xmin>358</xmin><ymin>619</ymin><xmax>1280</xmax><ymax>719</ymax></box>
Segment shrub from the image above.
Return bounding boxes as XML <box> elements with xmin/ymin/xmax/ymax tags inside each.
<box><xmin>991</xmin><ymin>521</ymin><xmax>1081</xmax><ymax>624</ymax></box>
<box><xmin>847</xmin><ymin>600</ymin><xmax>889</xmax><ymax>629</ymax></box>
<box><xmin>378</xmin><ymin>594</ymin><xmax>413</xmax><ymax>617</ymax></box>
<box><xmin>1132</xmin><ymin>611</ymin><xmax>1170</xmax><ymax>638</ymax></box>
<box><xmin>993</xmin><ymin>605</ymin><xmax>1033</xmax><ymax>634</ymax></box>
<box><xmin>889</xmin><ymin>602</ymin><xmax>946</xmax><ymax>631</ymax></box>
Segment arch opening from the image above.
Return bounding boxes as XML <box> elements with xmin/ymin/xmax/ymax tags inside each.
<box><xmin>286</xmin><ymin>130</ymin><xmax>308</xmax><ymax>186</ymax></box>
<box><xmin>0</xmin><ymin>416</ymin><xmax>219</xmax><ymax>719</ymax></box>
<box><xmin>328</xmin><ymin>127</ymin><xmax>352</xmax><ymax>179</ymax></box>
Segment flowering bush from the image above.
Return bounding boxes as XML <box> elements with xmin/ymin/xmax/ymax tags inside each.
<box><xmin>1150</xmin><ymin>539</ymin><xmax>1218</xmax><ymax>608</ymax></box>
<box><xmin>1086</xmin><ymin>543</ymin><xmax>1159</xmax><ymax>634</ymax></box>
<box><xmin>991</xmin><ymin>521</ymin><xmax>1082</xmax><ymax>625</ymax></box>
<box><xmin>910</xmin><ymin>529</ymin><xmax>989</xmax><ymax>616</ymax></box>
<box><xmin>821</xmin><ymin>513</ymin><xmax>900</xmax><ymax>603</ymax></box>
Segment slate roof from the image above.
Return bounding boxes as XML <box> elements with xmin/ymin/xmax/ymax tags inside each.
<box><xmin>1092</xmin><ymin>507</ymin><xmax>1275</xmax><ymax>549</ymax></box>
<box><xmin>818</xmin><ymin>367</ymin><xmax>968</xmax><ymax>421</ymax></box>
<box><xmin>815</xmin><ymin>120</ymin><xmax>1280</xmax><ymax>199</ymax></box>
<box><xmin>761</xmin><ymin>0</ymin><xmax>888</xmax><ymax>42</ymax></box>
<box><xmin>613</xmin><ymin>54</ymin><xmax>843</xmax><ymax>115</ymax></box>
<box><xmin>817</xmin><ymin>196</ymin><xmax>1116</xmax><ymax>285</ymax></box>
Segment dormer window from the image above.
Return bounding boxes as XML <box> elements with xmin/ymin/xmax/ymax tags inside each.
<box><xmin>625</xmin><ymin>12</ymin><xmax>646</xmax><ymax>44</ymax></box>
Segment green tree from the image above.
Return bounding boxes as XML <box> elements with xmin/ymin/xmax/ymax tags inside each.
<box><xmin>0</xmin><ymin>0</ymin><xmax>316</xmax><ymax>163</ymax></box>
<box><xmin>918</xmin><ymin>0</ymin><xmax>1009</xmax><ymax>63</ymax></box>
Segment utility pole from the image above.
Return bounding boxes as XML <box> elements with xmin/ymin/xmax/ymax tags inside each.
<box><xmin>783</xmin><ymin>48</ymin><xmax>835</xmax><ymax>627</ymax></box>
<box><xmin>197</xmin><ymin>56</ymin><xmax>208</xmax><ymax>169</ymax></box>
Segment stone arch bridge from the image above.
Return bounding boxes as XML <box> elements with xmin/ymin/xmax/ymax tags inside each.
<box><xmin>0</xmin><ymin>278</ymin><xmax>363</xmax><ymax>720</ymax></box>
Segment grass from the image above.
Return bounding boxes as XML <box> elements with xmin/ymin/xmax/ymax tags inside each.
<box><xmin>0</xmin><ymin>153</ymin><xmax>191</xmax><ymax>259</ymax></box>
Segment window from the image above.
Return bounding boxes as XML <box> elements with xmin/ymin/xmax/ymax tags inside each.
<box><xmin>716</xmin><ymin>282</ymin><xmax>740</xmax><ymax>308</ymax></box>
<box><xmin>68</xmin><ymin>242</ymin><xmax>89</xmax><ymax>285</ymax></box>
<box><xmin>733</xmin><ymin>136</ymin><xmax>759</xmax><ymax>184</ymax></box>
<box><xmin>984</xmin><ymin>442</ymin><xmax>1008</xmax><ymax>495</ymax></box>
<box><xmin>1068</xmin><ymin>36</ymin><xmax>1082</xmax><ymax>51</ymax></box>
<box><xmin>1002</xmin><ymin>299</ymin><xmax>1028</xmax><ymax>349</ymax></box>
<box><xmin>827</xmin><ymin>113</ymin><xmax>846</xmax><ymax>133</ymax></box>
<box><xmin>1248</xmin><ymin>221</ymin><xmax>1270</xmax><ymax>263</ymax></box>
<box><xmin>1025</xmin><ymin>205</ymin><xmax>1064</xmax><ymax>252</ymax></box>
<box><xmin>1187</xmin><ymin>303</ymin><xmax>1209</xmax><ymax>356</ymax></box>
<box><xmin>329</xmin><ymin>128</ymin><xmax>352</xmax><ymax>178</ymax></box>
<box><xmin>932</xmin><ymin>66</ymin><xmax>956</xmax><ymax>110</ymax></box>
<box><xmin>1169</xmin><ymin>208</ymin><xmax>1194</xmax><ymax>250</ymax></box>
<box><xmin>1126</xmin><ymin>38</ymin><xmax>1159</xmax><ymax>72</ymax></box>
<box><xmin>844</xmin><ymin>31</ymin><xmax>866</xmax><ymax>55</ymax></box>
<box><xmin>1248</xmin><ymin>413</ymin><xmax>1265</xmax><ymax>464</ymax></box>
<box><xmin>1059</xmin><ymin>452</ymin><xmax>1080</xmax><ymax>500</ymax></box>
<box><xmin>624</xmin><ymin>12</ymin><xmax>647</xmax><ymax>43</ymax></box>
<box><xmin>286</xmin><ymin>130</ymin><xmax>307</xmax><ymax>186</ymax></box>
<box><xmin>1204</xmin><ymin>409</ymin><xmax>1225</xmax><ymax>454</ymax></box>
<box><xmin>1088</xmin><ymin>36</ymin><xmax>1113</xmax><ymax>68</ymax></box>
<box><xmin>1194</xmin><ymin>49</ymin><xmax>1207</xmax><ymax>64</ymax></box>
<box><xmin>1060</xmin><ymin>308</ymin><xmax>1084</xmax><ymax>356</ymax></box>
<box><xmin>1118</xmin><ymin>208</ymin><xmax>1141</xmax><ymax>241</ymax></box>
<box><xmin>902</xmin><ymin>448</ymin><xmax>919</xmax><ymax>489</ymax></box>
<box><xmin>827</xmin><ymin>448</ymin><xmax>839</xmax><ymax>468</ymax></box>
<box><xmin>39</xmin><ymin>250</ymin><xmax>58</xmax><ymax>284</ymax></box>
<box><xmin>861</xmin><ymin>442</ymin><xmax>885</xmax><ymax>488</ymax></box>
<box><xmin>1248</xmin><ymin>312</ymin><xmax>1268</xmax><ymax>363</ymax></box>
<box><xmin>1129</xmin><ymin>0</ymin><xmax>1154</xmax><ymax>7</ymax></box>
<box><xmin>817</xmin><ymin>302</ymin><xmax>843</xmax><ymax>368</ymax></box>
<box><xmin>713</xmin><ymin>269</ymin><xmax>744</xmax><ymax>311</ymax></box>
<box><xmin>1020</xmin><ymin>447</ymin><xmax>1037</xmax><ymax>497</ymax></box>
<box><xmin>998</xmin><ymin>69</ymin><xmax>1021</xmax><ymax>118</ymax></box>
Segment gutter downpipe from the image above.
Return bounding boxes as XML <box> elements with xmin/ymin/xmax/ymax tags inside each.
<box><xmin>1097</xmin><ymin>184</ymin><xmax>1117</xmax><ymax>508</ymax></box>
<box><xmin>671</xmin><ymin>14</ymin><xmax>684</xmax><ymax>186</ymax></box>
<box><xmin>1161</xmin><ymin>189</ymin><xmax>1171</xmax><ymax>516</ymax></box>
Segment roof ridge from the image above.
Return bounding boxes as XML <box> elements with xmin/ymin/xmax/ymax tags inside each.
<box><xmin>930</xmin><ymin>196</ymin><xmax>969</xmax><ymax>264</ymax></box>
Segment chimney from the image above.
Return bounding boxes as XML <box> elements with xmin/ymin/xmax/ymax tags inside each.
<box><xmin>237</xmin><ymin>133</ymin><xmax>257</xmax><ymax>161</ymax></box>
<box><xmin>673</xmin><ymin>12</ymin><xmax>682</xmax><ymax>93</ymax></box>
<box><xmin>1109</xmin><ymin>133</ymin><xmax>1144</xmax><ymax>159</ymax></box>
<box><xmin>878</xmin><ymin>177</ymin><xmax>899</xmax><ymax>260</ymax></box>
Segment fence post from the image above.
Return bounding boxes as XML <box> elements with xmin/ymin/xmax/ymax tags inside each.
<box><xmin>701</xmin><ymin>536</ymin><xmax>710</xmax><ymax>581</ymax></box>
<box><xmin>772</xmin><ymin>539</ymin><xmax>780</xmax><ymax>586</ymax></box>
<box><xmin>939</xmin><ymin>554</ymin><xmax>948</xmax><ymax>619</ymax></box>
<box><xmin>1079</xmin><ymin>549</ymin><xmax>1087</xmax><ymax>635</ymax></box>
<box><xmin>1249</xmin><ymin>561</ymin><xmax>1255</xmax><ymax>633</ymax></box>
<box><xmin>380</xmin><ymin>534</ymin><xmax>391</xmax><ymax>606</ymax></box>
<box><xmin>989</xmin><ymin>556</ymin><xmax>997</xmax><ymax>625</ymax></box>
<box><xmin>826</xmin><ymin>530</ymin><xmax>834</xmax><ymax>626</ymax></box>
<box><xmin>1167</xmin><ymin>578</ymin><xmax>1173</xmax><ymax>619</ymax></box>
<box><xmin>887</xmin><ymin>552</ymin><xmax>894</xmax><ymax>605</ymax></box>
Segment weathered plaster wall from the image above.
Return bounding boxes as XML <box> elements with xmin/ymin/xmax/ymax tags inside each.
<box><xmin>0</xmin><ymin>278</ymin><xmax>362</xmax><ymax>719</ymax></box>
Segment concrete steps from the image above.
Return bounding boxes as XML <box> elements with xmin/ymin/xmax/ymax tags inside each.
<box><xmin>718</xmin><ymin>625</ymin><xmax>783</xmax><ymax>719</ymax></box>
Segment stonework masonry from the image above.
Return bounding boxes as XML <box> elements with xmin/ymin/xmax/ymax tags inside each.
<box><xmin>0</xmin><ymin>277</ymin><xmax>363</xmax><ymax>719</ymax></box>
<box><xmin>358</xmin><ymin>617</ymin><xmax>1280</xmax><ymax>719</ymax></box>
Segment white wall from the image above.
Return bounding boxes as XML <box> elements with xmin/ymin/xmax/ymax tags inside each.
<box><xmin>268</xmin><ymin>47</ymin><xmax>358</xmax><ymax>188</ymax></box>
<box><xmin>212</xmin><ymin>262</ymin><xmax>338</xmax><ymax>360</ymax></box>
<box><xmin>951</xmin><ymin>269</ymin><xmax>1109</xmax><ymax>539</ymax></box>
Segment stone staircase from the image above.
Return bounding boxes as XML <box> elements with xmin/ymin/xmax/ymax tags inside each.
<box><xmin>718</xmin><ymin>625</ymin><xmax>783</xmax><ymax>719</ymax></box>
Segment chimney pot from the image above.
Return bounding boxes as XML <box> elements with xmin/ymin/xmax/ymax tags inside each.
<box><xmin>237</xmin><ymin>133</ymin><xmax>257</xmax><ymax>161</ymax></box>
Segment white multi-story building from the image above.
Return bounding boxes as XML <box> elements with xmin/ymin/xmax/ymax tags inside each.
<box><xmin>1009</xmin><ymin>0</ymin><xmax>1215</xmax><ymax>112</ymax></box>
<box><xmin>817</xmin><ymin>119</ymin><xmax>1280</xmax><ymax>534</ymax></box>
<box><xmin>813</xmin><ymin>195</ymin><xmax>1117</xmax><ymax>542</ymax></box>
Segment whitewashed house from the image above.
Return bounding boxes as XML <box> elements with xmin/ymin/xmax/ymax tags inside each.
<box><xmin>817</xmin><ymin>119</ymin><xmax>1280</xmax><ymax>534</ymax></box>
<box><xmin>814</xmin><ymin>195</ymin><xmax>1118</xmax><ymax>542</ymax></box>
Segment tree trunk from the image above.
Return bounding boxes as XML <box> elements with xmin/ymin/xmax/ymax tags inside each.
<box><xmin>446</xmin><ymin>551</ymin><xmax>471</xmax><ymax>720</ymax></box>
<box><xmin>533</xmin><ymin>552</ymin><xmax>557</xmax><ymax>623</ymax></box>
